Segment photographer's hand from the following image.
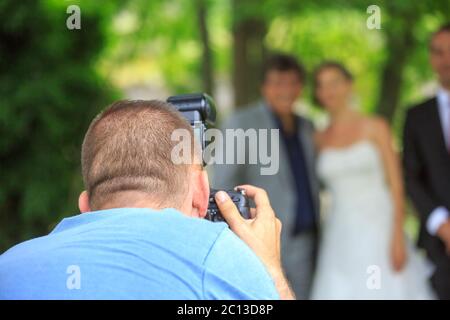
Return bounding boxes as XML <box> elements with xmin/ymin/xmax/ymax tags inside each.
<box><xmin>215</xmin><ymin>185</ymin><xmax>295</xmax><ymax>300</ymax></box>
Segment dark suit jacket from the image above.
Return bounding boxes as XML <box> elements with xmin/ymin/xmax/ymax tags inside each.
<box><xmin>403</xmin><ymin>97</ymin><xmax>450</xmax><ymax>265</ymax></box>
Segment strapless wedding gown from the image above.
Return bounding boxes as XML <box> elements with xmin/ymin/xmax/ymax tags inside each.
<box><xmin>311</xmin><ymin>140</ymin><xmax>435</xmax><ymax>299</ymax></box>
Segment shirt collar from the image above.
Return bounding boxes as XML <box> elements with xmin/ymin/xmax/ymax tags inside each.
<box><xmin>437</xmin><ymin>88</ymin><xmax>450</xmax><ymax>108</ymax></box>
<box><xmin>262</xmin><ymin>99</ymin><xmax>299</xmax><ymax>133</ymax></box>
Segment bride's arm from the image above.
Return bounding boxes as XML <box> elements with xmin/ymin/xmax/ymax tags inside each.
<box><xmin>371</xmin><ymin>117</ymin><xmax>407</xmax><ymax>272</ymax></box>
<box><xmin>313</xmin><ymin>130</ymin><xmax>323</xmax><ymax>150</ymax></box>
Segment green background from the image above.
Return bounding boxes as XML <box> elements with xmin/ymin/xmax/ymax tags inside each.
<box><xmin>1</xmin><ymin>0</ymin><xmax>449</xmax><ymax>252</ymax></box>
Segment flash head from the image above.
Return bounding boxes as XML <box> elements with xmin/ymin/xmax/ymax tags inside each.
<box><xmin>167</xmin><ymin>93</ymin><xmax>216</xmax><ymax>128</ymax></box>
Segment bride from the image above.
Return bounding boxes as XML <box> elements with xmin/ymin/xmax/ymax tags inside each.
<box><xmin>310</xmin><ymin>61</ymin><xmax>434</xmax><ymax>299</ymax></box>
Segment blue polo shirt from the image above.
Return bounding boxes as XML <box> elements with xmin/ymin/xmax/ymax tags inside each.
<box><xmin>0</xmin><ymin>208</ymin><xmax>279</xmax><ymax>300</ymax></box>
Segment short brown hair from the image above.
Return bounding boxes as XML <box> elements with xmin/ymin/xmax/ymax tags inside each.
<box><xmin>262</xmin><ymin>54</ymin><xmax>307</xmax><ymax>84</ymax></box>
<box><xmin>81</xmin><ymin>100</ymin><xmax>196</xmax><ymax>210</ymax></box>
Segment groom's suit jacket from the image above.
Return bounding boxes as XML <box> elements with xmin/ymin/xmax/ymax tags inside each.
<box><xmin>403</xmin><ymin>96</ymin><xmax>450</xmax><ymax>299</ymax></box>
<box><xmin>212</xmin><ymin>101</ymin><xmax>320</xmax><ymax>240</ymax></box>
<box><xmin>211</xmin><ymin>100</ymin><xmax>320</xmax><ymax>298</ymax></box>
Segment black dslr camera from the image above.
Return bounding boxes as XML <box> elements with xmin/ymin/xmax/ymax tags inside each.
<box><xmin>167</xmin><ymin>93</ymin><xmax>250</xmax><ymax>222</ymax></box>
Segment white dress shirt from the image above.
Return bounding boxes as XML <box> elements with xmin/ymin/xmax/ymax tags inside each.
<box><xmin>426</xmin><ymin>88</ymin><xmax>450</xmax><ymax>235</ymax></box>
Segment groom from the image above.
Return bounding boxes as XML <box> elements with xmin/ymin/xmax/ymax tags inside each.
<box><xmin>212</xmin><ymin>54</ymin><xmax>320</xmax><ymax>299</ymax></box>
<box><xmin>403</xmin><ymin>23</ymin><xmax>450</xmax><ymax>299</ymax></box>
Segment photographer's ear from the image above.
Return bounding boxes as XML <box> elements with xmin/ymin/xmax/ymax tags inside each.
<box><xmin>190</xmin><ymin>169</ymin><xmax>209</xmax><ymax>218</ymax></box>
<box><xmin>78</xmin><ymin>190</ymin><xmax>91</xmax><ymax>213</ymax></box>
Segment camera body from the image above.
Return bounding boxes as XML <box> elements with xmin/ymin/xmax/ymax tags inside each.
<box><xmin>207</xmin><ymin>188</ymin><xmax>251</xmax><ymax>222</ymax></box>
<box><xmin>167</xmin><ymin>93</ymin><xmax>250</xmax><ymax>222</ymax></box>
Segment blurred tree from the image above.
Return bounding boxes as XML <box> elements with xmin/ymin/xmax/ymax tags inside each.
<box><xmin>232</xmin><ymin>0</ymin><xmax>268</xmax><ymax>107</ymax></box>
<box><xmin>375</xmin><ymin>1</ymin><xmax>450</xmax><ymax>124</ymax></box>
<box><xmin>375</xmin><ymin>2</ymin><xmax>418</xmax><ymax>122</ymax></box>
<box><xmin>103</xmin><ymin>0</ymin><xmax>205</xmax><ymax>94</ymax></box>
<box><xmin>262</xmin><ymin>0</ymin><xmax>450</xmax><ymax>127</ymax></box>
<box><xmin>0</xmin><ymin>0</ymin><xmax>119</xmax><ymax>251</ymax></box>
<box><xmin>197</xmin><ymin>0</ymin><xmax>215</xmax><ymax>96</ymax></box>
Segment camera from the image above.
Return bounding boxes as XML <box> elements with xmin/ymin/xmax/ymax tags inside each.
<box><xmin>167</xmin><ymin>93</ymin><xmax>250</xmax><ymax>222</ymax></box>
<box><xmin>207</xmin><ymin>188</ymin><xmax>250</xmax><ymax>222</ymax></box>
<box><xmin>167</xmin><ymin>93</ymin><xmax>216</xmax><ymax>152</ymax></box>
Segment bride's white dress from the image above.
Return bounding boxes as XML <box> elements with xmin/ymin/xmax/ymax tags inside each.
<box><xmin>311</xmin><ymin>140</ymin><xmax>435</xmax><ymax>299</ymax></box>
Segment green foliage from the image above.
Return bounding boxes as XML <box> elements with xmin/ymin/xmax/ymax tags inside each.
<box><xmin>266</xmin><ymin>8</ymin><xmax>385</xmax><ymax>114</ymax></box>
<box><xmin>102</xmin><ymin>0</ymin><xmax>207</xmax><ymax>93</ymax></box>
<box><xmin>106</xmin><ymin>0</ymin><xmax>448</xmax><ymax>116</ymax></box>
<box><xmin>1</xmin><ymin>0</ymin><xmax>449</xmax><ymax>250</ymax></box>
<box><xmin>0</xmin><ymin>0</ymin><xmax>119</xmax><ymax>251</ymax></box>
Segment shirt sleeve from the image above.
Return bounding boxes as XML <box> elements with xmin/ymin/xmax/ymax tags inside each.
<box><xmin>426</xmin><ymin>206</ymin><xmax>449</xmax><ymax>235</ymax></box>
<box><xmin>202</xmin><ymin>227</ymin><xmax>280</xmax><ymax>300</ymax></box>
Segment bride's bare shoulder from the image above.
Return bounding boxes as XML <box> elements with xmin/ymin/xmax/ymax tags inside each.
<box><xmin>360</xmin><ymin>115</ymin><xmax>392</xmax><ymax>142</ymax></box>
<box><xmin>369</xmin><ymin>115</ymin><xmax>390</xmax><ymax>132</ymax></box>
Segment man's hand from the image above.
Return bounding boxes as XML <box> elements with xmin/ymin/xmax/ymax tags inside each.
<box><xmin>437</xmin><ymin>220</ymin><xmax>450</xmax><ymax>255</ymax></box>
<box><xmin>214</xmin><ymin>185</ymin><xmax>295</xmax><ymax>300</ymax></box>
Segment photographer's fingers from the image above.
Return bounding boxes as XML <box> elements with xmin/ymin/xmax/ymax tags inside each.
<box><xmin>236</xmin><ymin>185</ymin><xmax>274</xmax><ymax>218</ymax></box>
<box><xmin>276</xmin><ymin>218</ymin><xmax>282</xmax><ymax>251</ymax></box>
<box><xmin>275</xmin><ymin>218</ymin><xmax>282</xmax><ymax>233</ymax></box>
<box><xmin>215</xmin><ymin>191</ymin><xmax>246</xmax><ymax>231</ymax></box>
<box><xmin>249</xmin><ymin>208</ymin><xmax>257</xmax><ymax>219</ymax></box>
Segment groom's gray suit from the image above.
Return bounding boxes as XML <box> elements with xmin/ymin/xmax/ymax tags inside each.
<box><xmin>212</xmin><ymin>100</ymin><xmax>320</xmax><ymax>299</ymax></box>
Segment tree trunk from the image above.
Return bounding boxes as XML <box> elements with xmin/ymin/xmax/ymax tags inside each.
<box><xmin>375</xmin><ymin>6</ymin><xmax>417</xmax><ymax>123</ymax></box>
<box><xmin>232</xmin><ymin>0</ymin><xmax>267</xmax><ymax>108</ymax></box>
<box><xmin>376</xmin><ymin>31</ymin><xmax>415</xmax><ymax>122</ymax></box>
<box><xmin>197</xmin><ymin>0</ymin><xmax>214</xmax><ymax>96</ymax></box>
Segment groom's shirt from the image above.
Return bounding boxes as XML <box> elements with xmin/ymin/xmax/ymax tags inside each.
<box><xmin>0</xmin><ymin>208</ymin><xmax>279</xmax><ymax>299</ymax></box>
<box><xmin>271</xmin><ymin>111</ymin><xmax>316</xmax><ymax>235</ymax></box>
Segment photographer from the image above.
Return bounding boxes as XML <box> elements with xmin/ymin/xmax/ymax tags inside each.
<box><xmin>0</xmin><ymin>100</ymin><xmax>294</xmax><ymax>300</ymax></box>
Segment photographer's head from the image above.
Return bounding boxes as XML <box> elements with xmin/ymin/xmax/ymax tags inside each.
<box><xmin>78</xmin><ymin>100</ymin><xmax>209</xmax><ymax>218</ymax></box>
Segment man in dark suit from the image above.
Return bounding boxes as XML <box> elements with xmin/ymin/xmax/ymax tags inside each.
<box><xmin>403</xmin><ymin>23</ymin><xmax>450</xmax><ymax>299</ymax></box>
